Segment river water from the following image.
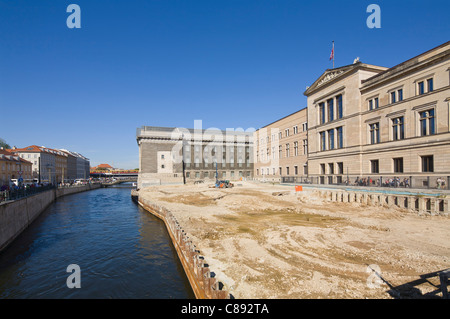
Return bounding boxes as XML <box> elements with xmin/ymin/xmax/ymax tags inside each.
<box><xmin>0</xmin><ymin>184</ymin><xmax>194</xmax><ymax>298</ymax></box>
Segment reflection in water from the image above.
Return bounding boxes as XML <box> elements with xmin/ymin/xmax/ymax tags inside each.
<box><xmin>0</xmin><ymin>184</ymin><xmax>194</xmax><ymax>298</ymax></box>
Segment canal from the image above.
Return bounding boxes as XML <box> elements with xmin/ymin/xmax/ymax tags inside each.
<box><xmin>0</xmin><ymin>184</ymin><xmax>195</xmax><ymax>298</ymax></box>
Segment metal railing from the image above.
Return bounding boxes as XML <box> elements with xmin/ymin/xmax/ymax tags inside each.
<box><xmin>0</xmin><ymin>185</ymin><xmax>56</xmax><ymax>204</ymax></box>
<box><xmin>281</xmin><ymin>175</ymin><xmax>450</xmax><ymax>191</ymax></box>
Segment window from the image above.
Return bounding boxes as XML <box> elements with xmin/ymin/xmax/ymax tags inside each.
<box><xmin>327</xmin><ymin>98</ymin><xmax>334</xmax><ymax>122</ymax></box>
<box><xmin>337</xmin><ymin>162</ymin><xmax>344</xmax><ymax>175</ymax></box>
<box><xmin>286</xmin><ymin>167</ymin><xmax>290</xmax><ymax>176</ymax></box>
<box><xmin>320</xmin><ymin>164</ymin><xmax>326</xmax><ymax>175</ymax></box>
<box><xmin>293</xmin><ymin>126</ymin><xmax>298</xmax><ymax>134</ymax></box>
<box><xmin>161</xmin><ymin>165</ymin><xmax>165</xmax><ymax>169</ymax></box>
<box><xmin>285</xmin><ymin>129</ymin><xmax>290</xmax><ymax>137</ymax></box>
<box><xmin>418</xmin><ymin>81</ymin><xmax>425</xmax><ymax>95</ymax></box>
<box><xmin>302</xmin><ymin>123</ymin><xmax>308</xmax><ymax>132</ymax></box>
<box><xmin>286</xmin><ymin>144</ymin><xmax>290</xmax><ymax>157</ymax></box>
<box><xmin>328</xmin><ymin>163</ymin><xmax>334</xmax><ymax>175</ymax></box>
<box><xmin>279</xmin><ymin>167</ymin><xmax>282</xmax><ymax>176</ymax></box>
<box><xmin>392</xmin><ymin>117</ymin><xmax>405</xmax><ymax>140</ymax></box>
<box><xmin>328</xmin><ymin>129</ymin><xmax>335</xmax><ymax>150</ymax></box>
<box><xmin>371</xmin><ymin>160</ymin><xmax>379</xmax><ymax>174</ymax></box>
<box><xmin>421</xmin><ymin>155</ymin><xmax>434</xmax><ymax>172</ymax></box>
<box><xmin>398</xmin><ymin>89</ymin><xmax>403</xmax><ymax>101</ymax></box>
<box><xmin>302</xmin><ymin>139</ymin><xmax>308</xmax><ymax>155</ymax></box>
<box><xmin>369</xmin><ymin>123</ymin><xmax>380</xmax><ymax>144</ymax></box>
<box><xmin>294</xmin><ymin>166</ymin><xmax>298</xmax><ymax>175</ymax></box>
<box><xmin>419</xmin><ymin>109</ymin><xmax>435</xmax><ymax>136</ymax></box>
<box><xmin>368</xmin><ymin>97</ymin><xmax>379</xmax><ymax>110</ymax></box>
<box><xmin>427</xmin><ymin>78</ymin><xmax>434</xmax><ymax>92</ymax></box>
<box><xmin>294</xmin><ymin>141</ymin><xmax>298</xmax><ymax>156</ymax></box>
<box><xmin>391</xmin><ymin>91</ymin><xmax>396</xmax><ymax>104</ymax></box>
<box><xmin>393</xmin><ymin>158</ymin><xmax>404</xmax><ymax>173</ymax></box>
<box><xmin>279</xmin><ymin>145</ymin><xmax>282</xmax><ymax>158</ymax></box>
<box><xmin>337</xmin><ymin>95</ymin><xmax>343</xmax><ymax>119</ymax></box>
<box><xmin>320</xmin><ymin>132</ymin><xmax>326</xmax><ymax>151</ymax></box>
<box><xmin>319</xmin><ymin>103</ymin><xmax>326</xmax><ymax>124</ymax></box>
<box><xmin>337</xmin><ymin>127</ymin><xmax>343</xmax><ymax>149</ymax></box>
<box><xmin>279</xmin><ymin>132</ymin><xmax>282</xmax><ymax>140</ymax></box>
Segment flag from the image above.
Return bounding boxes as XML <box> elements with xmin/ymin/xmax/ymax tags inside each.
<box><xmin>329</xmin><ymin>42</ymin><xmax>334</xmax><ymax>61</ymax></box>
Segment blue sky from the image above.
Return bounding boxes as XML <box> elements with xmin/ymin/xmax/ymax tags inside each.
<box><xmin>0</xmin><ymin>0</ymin><xmax>449</xmax><ymax>169</ymax></box>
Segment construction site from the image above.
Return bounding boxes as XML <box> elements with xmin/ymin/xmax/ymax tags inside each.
<box><xmin>137</xmin><ymin>181</ymin><xmax>450</xmax><ymax>299</ymax></box>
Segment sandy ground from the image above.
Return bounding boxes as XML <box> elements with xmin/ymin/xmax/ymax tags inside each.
<box><xmin>139</xmin><ymin>182</ymin><xmax>450</xmax><ymax>299</ymax></box>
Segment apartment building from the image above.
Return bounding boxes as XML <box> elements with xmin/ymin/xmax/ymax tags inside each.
<box><xmin>60</xmin><ymin>149</ymin><xmax>90</xmax><ymax>180</ymax></box>
<box><xmin>136</xmin><ymin>126</ymin><xmax>254</xmax><ymax>188</ymax></box>
<box><xmin>0</xmin><ymin>149</ymin><xmax>33</xmax><ymax>186</ymax></box>
<box><xmin>10</xmin><ymin>145</ymin><xmax>58</xmax><ymax>184</ymax></box>
<box><xmin>253</xmin><ymin>108</ymin><xmax>308</xmax><ymax>182</ymax></box>
<box><xmin>304</xmin><ymin>41</ymin><xmax>450</xmax><ymax>187</ymax></box>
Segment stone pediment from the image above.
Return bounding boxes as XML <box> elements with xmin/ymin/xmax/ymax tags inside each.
<box><xmin>304</xmin><ymin>64</ymin><xmax>356</xmax><ymax>96</ymax></box>
<box><xmin>316</xmin><ymin>69</ymin><xmax>346</xmax><ymax>87</ymax></box>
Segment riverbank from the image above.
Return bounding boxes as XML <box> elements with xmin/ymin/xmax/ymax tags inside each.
<box><xmin>0</xmin><ymin>184</ymin><xmax>100</xmax><ymax>253</ymax></box>
<box><xmin>138</xmin><ymin>182</ymin><xmax>450</xmax><ymax>299</ymax></box>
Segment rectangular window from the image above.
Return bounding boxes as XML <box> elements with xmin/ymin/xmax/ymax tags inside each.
<box><xmin>337</xmin><ymin>127</ymin><xmax>343</xmax><ymax>149</ymax></box>
<box><xmin>374</xmin><ymin>97</ymin><xmax>379</xmax><ymax>109</ymax></box>
<box><xmin>303</xmin><ymin>139</ymin><xmax>308</xmax><ymax>155</ymax></box>
<box><xmin>293</xmin><ymin>126</ymin><xmax>298</xmax><ymax>134</ymax></box>
<box><xmin>421</xmin><ymin>155</ymin><xmax>434</xmax><ymax>172</ymax></box>
<box><xmin>369</xmin><ymin>99</ymin><xmax>373</xmax><ymax>110</ymax></box>
<box><xmin>294</xmin><ymin>141</ymin><xmax>298</xmax><ymax>156</ymax></box>
<box><xmin>328</xmin><ymin>163</ymin><xmax>334</xmax><ymax>175</ymax></box>
<box><xmin>392</xmin><ymin>117</ymin><xmax>405</xmax><ymax>140</ymax></box>
<box><xmin>328</xmin><ymin>129</ymin><xmax>335</xmax><ymax>150</ymax></box>
<box><xmin>398</xmin><ymin>89</ymin><xmax>403</xmax><ymax>101</ymax></box>
<box><xmin>286</xmin><ymin>144</ymin><xmax>290</xmax><ymax>157</ymax></box>
<box><xmin>393</xmin><ymin>158</ymin><xmax>404</xmax><ymax>173</ymax></box>
<box><xmin>294</xmin><ymin>166</ymin><xmax>298</xmax><ymax>175</ymax></box>
<box><xmin>286</xmin><ymin>167</ymin><xmax>290</xmax><ymax>176</ymax></box>
<box><xmin>279</xmin><ymin>145</ymin><xmax>283</xmax><ymax>158</ymax></box>
<box><xmin>337</xmin><ymin>162</ymin><xmax>344</xmax><ymax>175</ymax></box>
<box><xmin>327</xmin><ymin>98</ymin><xmax>334</xmax><ymax>122</ymax></box>
<box><xmin>319</xmin><ymin>103</ymin><xmax>326</xmax><ymax>124</ymax></box>
<box><xmin>320</xmin><ymin>164</ymin><xmax>325</xmax><ymax>175</ymax></box>
<box><xmin>418</xmin><ymin>81</ymin><xmax>425</xmax><ymax>95</ymax></box>
<box><xmin>391</xmin><ymin>91</ymin><xmax>396</xmax><ymax>104</ymax></box>
<box><xmin>336</xmin><ymin>95</ymin><xmax>343</xmax><ymax>119</ymax></box>
<box><xmin>419</xmin><ymin>109</ymin><xmax>435</xmax><ymax>136</ymax></box>
<box><xmin>371</xmin><ymin>160</ymin><xmax>379</xmax><ymax>174</ymax></box>
<box><xmin>369</xmin><ymin>123</ymin><xmax>380</xmax><ymax>144</ymax></box>
<box><xmin>320</xmin><ymin>132</ymin><xmax>326</xmax><ymax>151</ymax></box>
<box><xmin>427</xmin><ymin>78</ymin><xmax>434</xmax><ymax>92</ymax></box>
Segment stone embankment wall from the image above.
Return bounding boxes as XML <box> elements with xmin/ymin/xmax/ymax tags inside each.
<box><xmin>132</xmin><ymin>190</ymin><xmax>230</xmax><ymax>299</ymax></box>
<box><xmin>0</xmin><ymin>184</ymin><xmax>100</xmax><ymax>252</ymax></box>
<box><xmin>320</xmin><ymin>189</ymin><xmax>449</xmax><ymax>216</ymax></box>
